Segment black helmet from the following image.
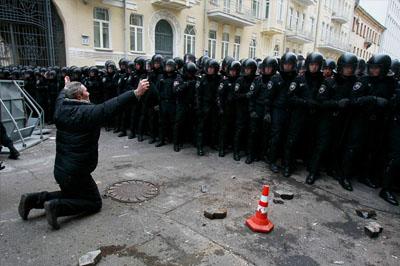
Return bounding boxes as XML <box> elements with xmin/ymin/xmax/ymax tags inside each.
<box><xmin>128</xmin><ymin>61</ymin><xmax>135</xmax><ymax>72</ymax></box>
<box><xmin>119</xmin><ymin>58</ymin><xmax>129</xmax><ymax>69</ymax></box>
<box><xmin>305</xmin><ymin>52</ymin><xmax>324</xmax><ymax>71</ymax></box>
<box><xmin>337</xmin><ymin>53</ymin><xmax>358</xmax><ymax>74</ymax></box>
<box><xmin>89</xmin><ymin>66</ymin><xmax>99</xmax><ymax>76</ymax></box>
<box><xmin>227</xmin><ymin>60</ymin><xmax>241</xmax><ymax>75</ymax></box>
<box><xmin>72</xmin><ymin>67</ymin><xmax>82</xmax><ymax>75</ymax></box>
<box><xmin>356</xmin><ymin>58</ymin><xmax>367</xmax><ymax>76</ymax></box>
<box><xmin>81</xmin><ymin>66</ymin><xmax>89</xmax><ymax>76</ymax></box>
<box><xmin>135</xmin><ymin>57</ymin><xmax>146</xmax><ymax>70</ymax></box>
<box><xmin>262</xmin><ymin>57</ymin><xmax>279</xmax><ymax>74</ymax></box>
<box><xmin>152</xmin><ymin>54</ymin><xmax>164</xmax><ymax>65</ymax></box>
<box><xmin>243</xmin><ymin>58</ymin><xmax>258</xmax><ymax>74</ymax></box>
<box><xmin>200</xmin><ymin>55</ymin><xmax>210</xmax><ymax>70</ymax></box>
<box><xmin>221</xmin><ymin>56</ymin><xmax>234</xmax><ymax>71</ymax></box>
<box><xmin>107</xmin><ymin>62</ymin><xmax>117</xmax><ymax>72</ymax></box>
<box><xmin>49</xmin><ymin>70</ymin><xmax>57</xmax><ymax>78</ymax></box>
<box><xmin>165</xmin><ymin>59</ymin><xmax>177</xmax><ymax>71</ymax></box>
<box><xmin>391</xmin><ymin>59</ymin><xmax>400</xmax><ymax>76</ymax></box>
<box><xmin>183</xmin><ymin>62</ymin><xmax>198</xmax><ymax>76</ymax></box>
<box><xmin>280</xmin><ymin>52</ymin><xmax>298</xmax><ymax>72</ymax></box>
<box><xmin>184</xmin><ymin>53</ymin><xmax>196</xmax><ymax>63</ymax></box>
<box><xmin>367</xmin><ymin>54</ymin><xmax>392</xmax><ymax>76</ymax></box>
<box><xmin>173</xmin><ymin>57</ymin><xmax>184</xmax><ymax>70</ymax></box>
<box><xmin>206</xmin><ymin>59</ymin><xmax>220</xmax><ymax>72</ymax></box>
<box><xmin>323</xmin><ymin>59</ymin><xmax>337</xmax><ymax>71</ymax></box>
<box><xmin>105</xmin><ymin>60</ymin><xmax>114</xmax><ymax>68</ymax></box>
<box><xmin>61</xmin><ymin>67</ymin><xmax>68</xmax><ymax>74</ymax></box>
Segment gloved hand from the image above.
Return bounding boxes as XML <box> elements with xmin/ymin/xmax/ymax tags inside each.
<box><xmin>154</xmin><ymin>105</ymin><xmax>160</xmax><ymax>111</ymax></box>
<box><xmin>263</xmin><ymin>113</ymin><xmax>272</xmax><ymax>123</ymax></box>
<box><xmin>250</xmin><ymin>112</ymin><xmax>258</xmax><ymax>119</ymax></box>
<box><xmin>376</xmin><ymin>97</ymin><xmax>388</xmax><ymax>108</ymax></box>
<box><xmin>338</xmin><ymin>98</ymin><xmax>350</xmax><ymax>108</ymax></box>
<box><xmin>356</xmin><ymin>95</ymin><xmax>376</xmax><ymax>106</ymax></box>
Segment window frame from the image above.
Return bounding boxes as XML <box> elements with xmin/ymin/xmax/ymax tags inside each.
<box><xmin>184</xmin><ymin>25</ymin><xmax>196</xmax><ymax>55</ymax></box>
<box><xmin>221</xmin><ymin>32</ymin><xmax>230</xmax><ymax>59</ymax></box>
<box><xmin>129</xmin><ymin>14</ymin><xmax>144</xmax><ymax>53</ymax></box>
<box><xmin>208</xmin><ymin>30</ymin><xmax>217</xmax><ymax>59</ymax></box>
<box><xmin>93</xmin><ymin>7</ymin><xmax>111</xmax><ymax>50</ymax></box>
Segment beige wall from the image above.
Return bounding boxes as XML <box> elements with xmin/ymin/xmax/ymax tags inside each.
<box><xmin>350</xmin><ymin>5</ymin><xmax>385</xmax><ymax>61</ymax></box>
<box><xmin>53</xmin><ymin>0</ymin><xmax>361</xmax><ymax>66</ymax></box>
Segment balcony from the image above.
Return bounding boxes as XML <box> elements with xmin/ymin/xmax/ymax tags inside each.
<box><xmin>331</xmin><ymin>10</ymin><xmax>349</xmax><ymax>24</ymax></box>
<box><xmin>261</xmin><ymin>20</ymin><xmax>285</xmax><ymax>35</ymax></box>
<box><xmin>207</xmin><ymin>1</ymin><xmax>256</xmax><ymax>27</ymax></box>
<box><xmin>293</xmin><ymin>0</ymin><xmax>316</xmax><ymax>7</ymax></box>
<box><xmin>286</xmin><ymin>26</ymin><xmax>314</xmax><ymax>43</ymax></box>
<box><xmin>151</xmin><ymin>0</ymin><xmax>189</xmax><ymax>10</ymax></box>
<box><xmin>318</xmin><ymin>39</ymin><xmax>350</xmax><ymax>54</ymax></box>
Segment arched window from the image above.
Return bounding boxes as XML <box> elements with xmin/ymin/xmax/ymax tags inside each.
<box><xmin>184</xmin><ymin>25</ymin><xmax>196</xmax><ymax>55</ymax></box>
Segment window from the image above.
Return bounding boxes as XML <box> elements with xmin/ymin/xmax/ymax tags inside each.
<box><xmin>273</xmin><ymin>45</ymin><xmax>280</xmax><ymax>56</ymax></box>
<box><xmin>252</xmin><ymin>0</ymin><xmax>260</xmax><ymax>18</ymax></box>
<box><xmin>301</xmin><ymin>13</ymin><xmax>305</xmax><ymax>31</ymax></box>
<box><xmin>288</xmin><ymin>8</ymin><xmax>293</xmax><ymax>28</ymax></box>
<box><xmin>208</xmin><ymin>30</ymin><xmax>217</xmax><ymax>59</ymax></box>
<box><xmin>129</xmin><ymin>14</ymin><xmax>143</xmax><ymax>52</ymax></box>
<box><xmin>233</xmin><ymin>35</ymin><xmax>240</xmax><ymax>60</ymax></box>
<box><xmin>321</xmin><ymin>22</ymin><xmax>325</xmax><ymax>40</ymax></box>
<box><xmin>93</xmin><ymin>7</ymin><xmax>110</xmax><ymax>49</ymax></box>
<box><xmin>236</xmin><ymin>0</ymin><xmax>243</xmax><ymax>13</ymax></box>
<box><xmin>221</xmin><ymin>32</ymin><xmax>229</xmax><ymax>59</ymax></box>
<box><xmin>249</xmin><ymin>38</ymin><xmax>256</xmax><ymax>58</ymax></box>
<box><xmin>277</xmin><ymin>0</ymin><xmax>284</xmax><ymax>21</ymax></box>
<box><xmin>310</xmin><ymin>17</ymin><xmax>315</xmax><ymax>36</ymax></box>
<box><xmin>184</xmin><ymin>25</ymin><xmax>196</xmax><ymax>55</ymax></box>
<box><xmin>265</xmin><ymin>0</ymin><xmax>270</xmax><ymax>18</ymax></box>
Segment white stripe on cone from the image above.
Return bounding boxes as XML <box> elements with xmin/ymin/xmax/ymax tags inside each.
<box><xmin>260</xmin><ymin>195</ymin><xmax>268</xmax><ymax>203</ymax></box>
<box><xmin>257</xmin><ymin>206</ymin><xmax>268</xmax><ymax>214</ymax></box>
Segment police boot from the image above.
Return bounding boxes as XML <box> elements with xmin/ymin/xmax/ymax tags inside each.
<box><xmin>148</xmin><ymin>138</ymin><xmax>156</xmax><ymax>144</ymax></box>
<box><xmin>218</xmin><ymin>148</ymin><xmax>225</xmax><ymax>157</ymax></box>
<box><xmin>117</xmin><ymin>130</ymin><xmax>127</xmax><ymax>137</ymax></box>
<box><xmin>8</xmin><ymin>145</ymin><xmax>20</xmax><ymax>160</ymax></box>
<box><xmin>283</xmin><ymin>165</ymin><xmax>291</xmax><ymax>178</ymax></box>
<box><xmin>306</xmin><ymin>173</ymin><xmax>317</xmax><ymax>185</ymax></box>
<box><xmin>127</xmin><ymin>130</ymin><xmax>136</xmax><ymax>139</ymax></box>
<box><xmin>358</xmin><ymin>177</ymin><xmax>378</xmax><ymax>189</ymax></box>
<box><xmin>269</xmin><ymin>163</ymin><xmax>279</xmax><ymax>173</ymax></box>
<box><xmin>339</xmin><ymin>177</ymin><xmax>353</xmax><ymax>191</ymax></box>
<box><xmin>197</xmin><ymin>146</ymin><xmax>204</xmax><ymax>156</ymax></box>
<box><xmin>233</xmin><ymin>150</ymin><xmax>240</xmax><ymax>161</ymax></box>
<box><xmin>113</xmin><ymin>128</ymin><xmax>120</xmax><ymax>133</ymax></box>
<box><xmin>137</xmin><ymin>135</ymin><xmax>144</xmax><ymax>142</ymax></box>
<box><xmin>44</xmin><ymin>200</ymin><xmax>60</xmax><ymax>230</ymax></box>
<box><xmin>18</xmin><ymin>193</ymin><xmax>40</xmax><ymax>220</ymax></box>
<box><xmin>245</xmin><ymin>155</ymin><xmax>254</xmax><ymax>164</ymax></box>
<box><xmin>155</xmin><ymin>140</ymin><xmax>165</xmax><ymax>147</ymax></box>
<box><xmin>379</xmin><ymin>189</ymin><xmax>399</xmax><ymax>206</ymax></box>
<box><xmin>174</xmin><ymin>144</ymin><xmax>180</xmax><ymax>152</ymax></box>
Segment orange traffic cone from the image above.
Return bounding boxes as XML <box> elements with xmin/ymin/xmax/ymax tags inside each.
<box><xmin>245</xmin><ymin>185</ymin><xmax>274</xmax><ymax>233</ymax></box>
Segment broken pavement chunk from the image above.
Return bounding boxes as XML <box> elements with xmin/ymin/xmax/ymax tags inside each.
<box><xmin>356</xmin><ymin>209</ymin><xmax>376</xmax><ymax>219</ymax></box>
<box><xmin>274</xmin><ymin>190</ymin><xmax>294</xmax><ymax>200</ymax></box>
<box><xmin>364</xmin><ymin>222</ymin><xmax>383</xmax><ymax>238</ymax></box>
<box><xmin>273</xmin><ymin>199</ymin><xmax>284</xmax><ymax>204</ymax></box>
<box><xmin>204</xmin><ymin>208</ymin><xmax>227</xmax><ymax>219</ymax></box>
<box><xmin>78</xmin><ymin>250</ymin><xmax>102</xmax><ymax>266</ymax></box>
<box><xmin>201</xmin><ymin>185</ymin><xmax>208</xmax><ymax>193</ymax></box>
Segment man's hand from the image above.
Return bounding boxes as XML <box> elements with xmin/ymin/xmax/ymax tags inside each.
<box><xmin>64</xmin><ymin>76</ymin><xmax>71</xmax><ymax>86</ymax></box>
<box><xmin>134</xmin><ymin>79</ymin><xmax>150</xmax><ymax>97</ymax></box>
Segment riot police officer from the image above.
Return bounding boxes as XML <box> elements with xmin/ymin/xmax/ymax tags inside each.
<box><xmin>322</xmin><ymin>59</ymin><xmax>336</xmax><ymax>79</ymax></box>
<box><xmin>217</xmin><ymin>60</ymin><xmax>241</xmax><ymax>157</ymax></box>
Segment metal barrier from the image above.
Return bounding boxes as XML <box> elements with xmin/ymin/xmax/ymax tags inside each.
<box><xmin>0</xmin><ymin>80</ymin><xmax>44</xmax><ymax>147</ymax></box>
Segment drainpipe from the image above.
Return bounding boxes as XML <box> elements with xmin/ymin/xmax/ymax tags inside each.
<box><xmin>282</xmin><ymin>0</ymin><xmax>291</xmax><ymax>53</ymax></box>
<box><xmin>203</xmin><ymin>0</ymin><xmax>208</xmax><ymax>56</ymax></box>
<box><xmin>123</xmin><ymin>0</ymin><xmax>127</xmax><ymax>57</ymax></box>
<box><xmin>314</xmin><ymin>0</ymin><xmax>322</xmax><ymax>51</ymax></box>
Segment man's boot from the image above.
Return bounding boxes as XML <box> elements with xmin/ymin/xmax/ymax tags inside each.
<box><xmin>233</xmin><ymin>150</ymin><xmax>240</xmax><ymax>161</ymax></box>
<box><xmin>218</xmin><ymin>148</ymin><xmax>225</xmax><ymax>157</ymax></box>
<box><xmin>127</xmin><ymin>130</ymin><xmax>135</xmax><ymax>139</ymax></box>
<box><xmin>306</xmin><ymin>173</ymin><xmax>317</xmax><ymax>185</ymax></box>
<box><xmin>245</xmin><ymin>155</ymin><xmax>254</xmax><ymax>164</ymax></box>
<box><xmin>137</xmin><ymin>135</ymin><xmax>144</xmax><ymax>142</ymax></box>
<box><xmin>8</xmin><ymin>145</ymin><xmax>20</xmax><ymax>160</ymax></box>
<box><xmin>339</xmin><ymin>177</ymin><xmax>353</xmax><ymax>191</ymax></box>
<box><xmin>283</xmin><ymin>165</ymin><xmax>291</xmax><ymax>178</ymax></box>
<box><xmin>173</xmin><ymin>144</ymin><xmax>180</xmax><ymax>152</ymax></box>
<box><xmin>44</xmin><ymin>201</ymin><xmax>60</xmax><ymax>230</ymax></box>
<box><xmin>18</xmin><ymin>193</ymin><xmax>40</xmax><ymax>220</ymax></box>
<box><xmin>148</xmin><ymin>138</ymin><xmax>156</xmax><ymax>144</ymax></box>
<box><xmin>379</xmin><ymin>189</ymin><xmax>399</xmax><ymax>206</ymax></box>
<box><xmin>269</xmin><ymin>163</ymin><xmax>279</xmax><ymax>173</ymax></box>
<box><xmin>117</xmin><ymin>130</ymin><xmax>127</xmax><ymax>137</ymax></box>
<box><xmin>358</xmin><ymin>177</ymin><xmax>378</xmax><ymax>189</ymax></box>
<box><xmin>197</xmin><ymin>145</ymin><xmax>204</xmax><ymax>156</ymax></box>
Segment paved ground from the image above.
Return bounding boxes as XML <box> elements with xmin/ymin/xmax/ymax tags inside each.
<box><xmin>1</xmin><ymin>127</ymin><xmax>399</xmax><ymax>266</ymax></box>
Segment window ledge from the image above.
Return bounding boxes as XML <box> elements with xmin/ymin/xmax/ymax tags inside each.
<box><xmin>129</xmin><ymin>51</ymin><xmax>146</xmax><ymax>55</ymax></box>
<box><xmin>94</xmin><ymin>48</ymin><xmax>113</xmax><ymax>52</ymax></box>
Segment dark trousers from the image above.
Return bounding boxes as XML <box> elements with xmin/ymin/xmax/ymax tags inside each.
<box><xmin>283</xmin><ymin>110</ymin><xmax>305</xmax><ymax>167</ymax></box>
<box><xmin>173</xmin><ymin>104</ymin><xmax>188</xmax><ymax>145</ymax></box>
<box><xmin>197</xmin><ymin>106</ymin><xmax>218</xmax><ymax>148</ymax></box>
<box><xmin>159</xmin><ymin>101</ymin><xmax>176</xmax><ymax>142</ymax></box>
<box><xmin>33</xmin><ymin>169</ymin><xmax>102</xmax><ymax>217</ymax></box>
<box><xmin>308</xmin><ymin>116</ymin><xmax>332</xmax><ymax>174</ymax></box>
<box><xmin>0</xmin><ymin>121</ymin><xmax>13</xmax><ymax>147</ymax></box>
<box><xmin>269</xmin><ymin>108</ymin><xmax>289</xmax><ymax>164</ymax></box>
<box><xmin>248</xmin><ymin>114</ymin><xmax>269</xmax><ymax>160</ymax></box>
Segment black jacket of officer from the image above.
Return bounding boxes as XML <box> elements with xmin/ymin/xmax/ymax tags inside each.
<box><xmin>84</xmin><ymin>67</ymin><xmax>103</xmax><ymax>104</ymax></box>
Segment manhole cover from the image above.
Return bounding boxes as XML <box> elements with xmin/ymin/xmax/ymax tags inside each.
<box><xmin>105</xmin><ymin>180</ymin><xmax>159</xmax><ymax>203</ymax></box>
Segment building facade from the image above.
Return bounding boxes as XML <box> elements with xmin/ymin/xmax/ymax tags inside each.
<box><xmin>360</xmin><ymin>0</ymin><xmax>400</xmax><ymax>59</ymax></box>
<box><xmin>50</xmin><ymin>0</ymin><xmax>357</xmax><ymax>66</ymax></box>
<box><xmin>350</xmin><ymin>4</ymin><xmax>385</xmax><ymax>61</ymax></box>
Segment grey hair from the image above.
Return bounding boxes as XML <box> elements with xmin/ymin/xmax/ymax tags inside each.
<box><xmin>64</xmin><ymin>81</ymin><xmax>84</xmax><ymax>99</ymax></box>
